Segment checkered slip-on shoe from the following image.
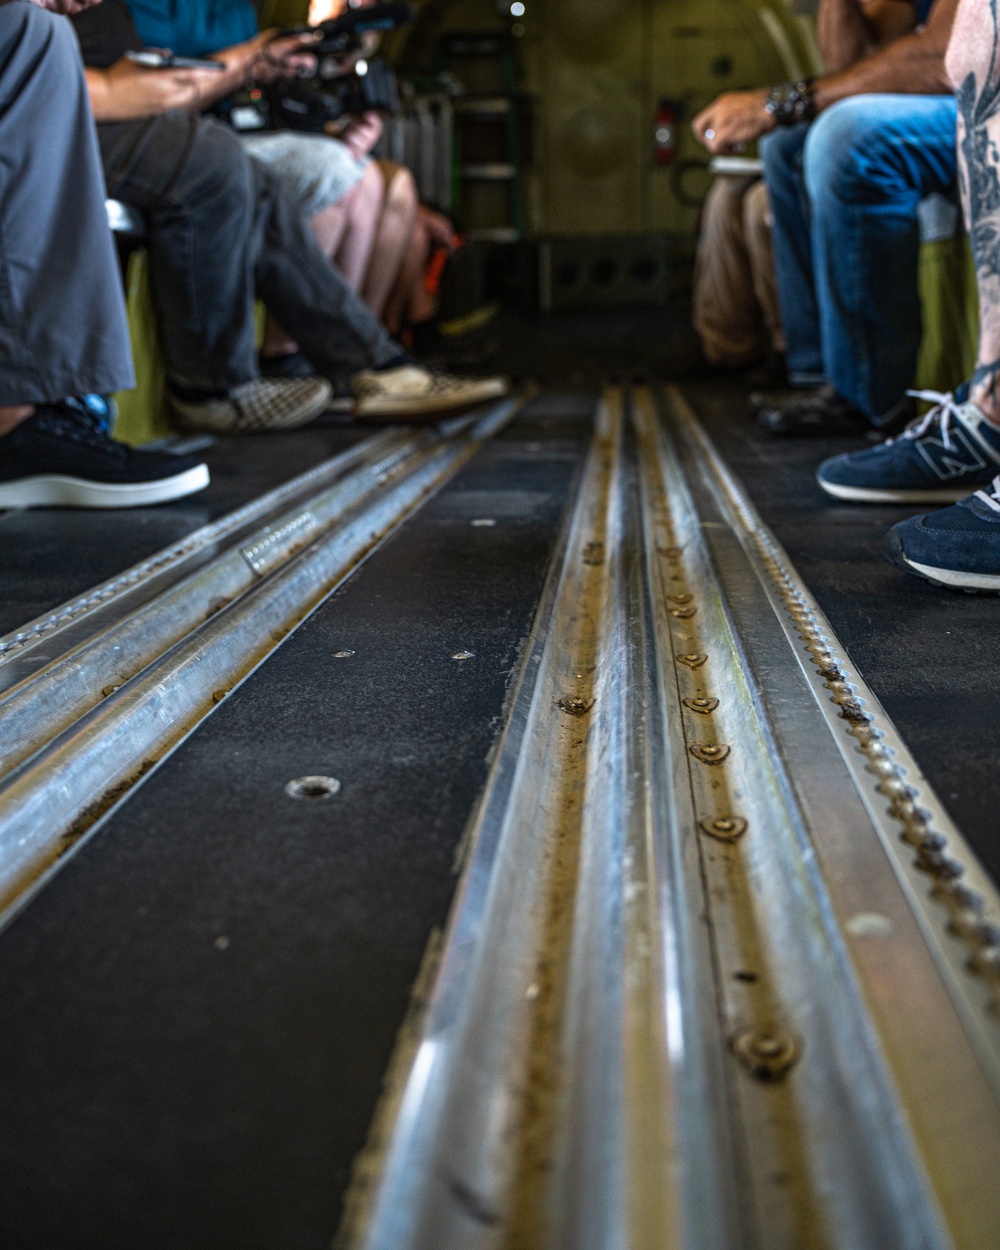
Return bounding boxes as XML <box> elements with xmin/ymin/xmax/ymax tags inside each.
<box><xmin>169</xmin><ymin>377</ymin><xmax>333</xmax><ymax>434</ymax></box>
<box><xmin>351</xmin><ymin>365</ymin><xmax>508</xmax><ymax>421</ymax></box>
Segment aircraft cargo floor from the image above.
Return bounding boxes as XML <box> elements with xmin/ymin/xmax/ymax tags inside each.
<box><xmin>0</xmin><ymin>382</ymin><xmax>998</xmax><ymax>1250</ymax></box>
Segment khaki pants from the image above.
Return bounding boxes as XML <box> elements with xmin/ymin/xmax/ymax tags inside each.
<box><xmin>693</xmin><ymin>176</ymin><xmax>785</xmax><ymax>368</ymax></box>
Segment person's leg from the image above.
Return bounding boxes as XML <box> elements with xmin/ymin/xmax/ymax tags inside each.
<box><xmin>879</xmin><ymin>2</ymin><xmax>1000</xmax><ymax>586</ymax></box>
<box><xmin>0</xmin><ymin>4</ymin><xmax>207</xmax><ymax>508</ymax></box>
<box><xmin>251</xmin><ymin>164</ymin><xmax>405</xmax><ymax>381</ymax></box>
<box><xmin>331</xmin><ymin>162</ymin><xmax>385</xmax><ymax>292</ymax></box>
<box><xmin>816</xmin><ymin>30</ymin><xmax>1000</xmax><ymax>515</ymax></box>
<box><xmin>261</xmin><ymin>186</ymin><xmax>375</xmax><ymax>359</ymax></box>
<box><xmin>98</xmin><ymin>115</ymin><xmax>338</xmax><ymax>434</ymax></box>
<box><xmin>241</xmin><ymin>132</ymin><xmax>378</xmax><ymax>290</ymax></box>
<box><xmin>244</xmin><ymin>132</ymin><xmax>382</xmax><ymax>358</ymax></box>
<box><xmin>261</xmin><ymin>159</ymin><xmax>385</xmax><ymax>358</ymax></box>
<box><xmin>97</xmin><ymin>113</ymin><xmax>261</xmax><ymax>392</ymax></box>
<box><xmin>692</xmin><ymin>176</ymin><xmax>770</xmax><ymax>367</ymax></box>
<box><xmin>0</xmin><ymin>2</ymin><xmax>133</xmax><ymax>411</ymax></box>
<box><xmin>382</xmin><ymin>213</ymin><xmax>432</xmax><ymax>338</ymax></box>
<box><xmin>250</xmin><ymin>165</ymin><xmax>512</xmax><ymax>419</ymax></box>
<box><xmin>361</xmin><ymin>164</ymin><xmax>419</xmax><ymax>318</ymax></box>
<box><xmin>760</xmin><ymin>123</ymin><xmax>822</xmax><ymax>383</ymax></box>
<box><xmin>949</xmin><ymin>1</ymin><xmax>1000</xmax><ymax>424</ymax></box>
<box><xmin>803</xmin><ymin>95</ymin><xmax>958</xmax><ymax>424</ymax></box>
<box><xmin>743</xmin><ymin>180</ymin><xmax>785</xmax><ymax>357</ymax></box>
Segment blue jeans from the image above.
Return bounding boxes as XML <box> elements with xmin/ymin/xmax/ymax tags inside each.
<box><xmin>761</xmin><ymin>95</ymin><xmax>958</xmax><ymax>424</ymax></box>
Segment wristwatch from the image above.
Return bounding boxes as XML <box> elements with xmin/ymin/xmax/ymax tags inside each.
<box><xmin>764</xmin><ymin>79</ymin><xmax>817</xmax><ymax>126</ymax></box>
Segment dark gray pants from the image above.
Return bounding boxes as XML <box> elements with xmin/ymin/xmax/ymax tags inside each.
<box><xmin>0</xmin><ymin>2</ymin><xmax>133</xmax><ymax>405</ymax></box>
<box><xmin>96</xmin><ymin>111</ymin><xmax>402</xmax><ymax>390</ymax></box>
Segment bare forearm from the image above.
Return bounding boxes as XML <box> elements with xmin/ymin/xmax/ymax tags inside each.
<box><xmin>817</xmin><ymin>0</ymin><xmax>879</xmax><ymax>72</ymax></box>
<box><xmin>85</xmin><ymin>64</ymin><xmax>206</xmax><ymax>121</ymax></box>
<box><xmin>86</xmin><ymin>68</ymin><xmax>141</xmax><ymax>121</ymax></box>
<box><xmin>814</xmin><ymin>30</ymin><xmax>952</xmax><ymax>111</ymax></box>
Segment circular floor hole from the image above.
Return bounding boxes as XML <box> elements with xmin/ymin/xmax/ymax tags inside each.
<box><xmin>285</xmin><ymin>775</ymin><xmax>342</xmax><ymax>801</ymax></box>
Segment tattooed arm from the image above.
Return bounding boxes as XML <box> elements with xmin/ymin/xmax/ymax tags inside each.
<box><xmin>947</xmin><ymin>0</ymin><xmax>1000</xmax><ymax>418</ymax></box>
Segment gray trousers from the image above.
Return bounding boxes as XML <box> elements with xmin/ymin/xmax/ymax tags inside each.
<box><xmin>96</xmin><ymin>111</ymin><xmax>402</xmax><ymax>390</ymax></box>
<box><xmin>0</xmin><ymin>2</ymin><xmax>133</xmax><ymax>405</ymax></box>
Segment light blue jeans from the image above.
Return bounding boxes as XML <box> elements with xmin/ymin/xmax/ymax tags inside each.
<box><xmin>760</xmin><ymin>95</ymin><xmax>958</xmax><ymax>424</ymax></box>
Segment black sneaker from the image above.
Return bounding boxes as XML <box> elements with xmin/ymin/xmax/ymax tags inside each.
<box><xmin>0</xmin><ymin>401</ymin><xmax>209</xmax><ymax>509</ymax></box>
<box><xmin>757</xmin><ymin>384</ymin><xmax>875</xmax><ymax>435</ymax></box>
<box><xmin>757</xmin><ymin>384</ymin><xmax>916</xmax><ymax>436</ymax></box>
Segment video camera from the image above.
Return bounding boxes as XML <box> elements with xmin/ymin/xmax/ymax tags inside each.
<box><xmin>224</xmin><ymin>4</ymin><xmax>414</xmax><ymax>134</ymax></box>
<box><xmin>267</xmin><ymin>55</ymin><xmax>401</xmax><ymax>132</ymax></box>
<box><xmin>294</xmin><ymin>2</ymin><xmax>415</xmax><ymax>58</ymax></box>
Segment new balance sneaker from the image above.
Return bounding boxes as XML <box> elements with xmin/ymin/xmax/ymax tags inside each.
<box><xmin>351</xmin><ymin>365</ymin><xmax>508</xmax><ymax>420</ymax></box>
<box><xmin>169</xmin><ymin>376</ymin><xmax>333</xmax><ymax>434</ymax></box>
<box><xmin>817</xmin><ymin>391</ymin><xmax>1000</xmax><ymax>503</ymax></box>
<box><xmin>0</xmin><ymin>401</ymin><xmax>209</xmax><ymax>509</ymax></box>
<box><xmin>887</xmin><ymin>476</ymin><xmax>1000</xmax><ymax>592</ymax></box>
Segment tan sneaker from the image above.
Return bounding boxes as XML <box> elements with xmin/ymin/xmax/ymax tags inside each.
<box><xmin>169</xmin><ymin>377</ymin><xmax>333</xmax><ymax>434</ymax></box>
<box><xmin>351</xmin><ymin>365</ymin><xmax>508</xmax><ymax>420</ymax></box>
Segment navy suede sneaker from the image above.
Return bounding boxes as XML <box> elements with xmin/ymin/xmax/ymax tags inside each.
<box><xmin>817</xmin><ymin>390</ymin><xmax>1000</xmax><ymax>503</ymax></box>
<box><xmin>887</xmin><ymin>476</ymin><xmax>1000</xmax><ymax>592</ymax></box>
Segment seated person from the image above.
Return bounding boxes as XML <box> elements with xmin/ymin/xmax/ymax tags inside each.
<box><xmin>816</xmin><ymin>0</ymin><xmax>1000</xmax><ymax>593</ymax></box>
<box><xmin>692</xmin><ymin>173</ymin><xmax>785</xmax><ymax>382</ymax></box>
<box><xmin>0</xmin><ymin>0</ymin><xmax>209</xmax><ymax>510</ymax></box>
<box><xmin>70</xmin><ymin>0</ymin><xmax>506</xmax><ymax>432</ymax></box>
<box><xmin>693</xmin><ymin>0</ymin><xmax>960</xmax><ymax>435</ymax></box>
<box><xmin>125</xmin><ymin>0</ymin><xmax>442</xmax><ymax>349</ymax></box>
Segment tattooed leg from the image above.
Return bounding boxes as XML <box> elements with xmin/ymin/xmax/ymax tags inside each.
<box><xmin>948</xmin><ymin>0</ymin><xmax>1000</xmax><ymax>422</ymax></box>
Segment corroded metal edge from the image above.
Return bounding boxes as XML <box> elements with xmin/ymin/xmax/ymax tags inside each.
<box><xmin>635</xmin><ymin>389</ymin><xmax>955</xmax><ymax>1250</ymax></box>
<box><xmin>0</xmin><ymin>424</ymin><xmax>469</xmax><ymax>782</ymax></box>
<box><xmin>666</xmin><ymin>385</ymin><xmax>1000</xmax><ymax>1099</ymax></box>
<box><xmin>0</xmin><ymin>427</ymin><xmax>412</xmax><ymax>680</ymax></box>
<box><xmin>0</xmin><ymin>401</ymin><xmax>518</xmax><ymax>933</ymax></box>
<box><xmin>351</xmin><ymin>388</ymin><xmax>969</xmax><ymax>1250</ymax></box>
<box><xmin>353</xmin><ymin>393</ymin><xmax>632</xmax><ymax>1250</ymax></box>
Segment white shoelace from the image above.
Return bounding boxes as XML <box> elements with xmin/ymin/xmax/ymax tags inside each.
<box><xmin>974</xmin><ymin>474</ymin><xmax>1000</xmax><ymax>513</ymax></box>
<box><xmin>898</xmin><ymin>389</ymin><xmax>965</xmax><ymax>449</ymax></box>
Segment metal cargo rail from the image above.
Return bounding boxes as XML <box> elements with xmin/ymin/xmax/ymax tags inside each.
<box><xmin>345</xmin><ymin>388</ymin><xmax>1000</xmax><ymax>1250</ymax></box>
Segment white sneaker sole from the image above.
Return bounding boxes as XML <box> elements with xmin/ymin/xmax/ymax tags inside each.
<box><xmin>0</xmin><ymin>464</ymin><xmax>210</xmax><ymax>510</ymax></box>
<box><xmin>903</xmin><ymin>557</ymin><xmax>1000</xmax><ymax>592</ymax></box>
<box><xmin>818</xmin><ymin>478</ymin><xmax>972</xmax><ymax>504</ymax></box>
<box><xmin>355</xmin><ymin>380</ymin><xmax>509</xmax><ymax>419</ymax></box>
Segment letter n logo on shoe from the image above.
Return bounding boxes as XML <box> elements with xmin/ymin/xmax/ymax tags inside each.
<box><xmin>917</xmin><ymin>427</ymin><xmax>989</xmax><ymax>480</ymax></box>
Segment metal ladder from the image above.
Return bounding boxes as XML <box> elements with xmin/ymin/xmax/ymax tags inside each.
<box><xmin>438</xmin><ymin>32</ymin><xmax>525</xmax><ymax>244</ymax></box>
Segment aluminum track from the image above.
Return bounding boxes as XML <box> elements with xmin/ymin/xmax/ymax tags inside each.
<box><xmin>0</xmin><ymin>399</ymin><xmax>520</xmax><ymax>931</ymax></box>
<box><xmin>345</xmin><ymin>387</ymin><xmax>1000</xmax><ymax>1250</ymax></box>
